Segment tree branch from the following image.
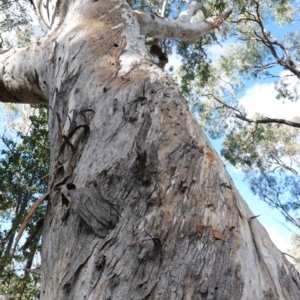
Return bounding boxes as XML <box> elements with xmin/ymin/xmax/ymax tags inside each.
<box><xmin>160</xmin><ymin>0</ymin><xmax>168</xmax><ymax>18</ymax></box>
<box><xmin>0</xmin><ymin>42</ymin><xmax>50</xmax><ymax>104</ymax></box>
<box><xmin>134</xmin><ymin>7</ymin><xmax>232</xmax><ymax>43</ymax></box>
<box><xmin>253</xmin><ymin>0</ymin><xmax>300</xmax><ymax>78</ymax></box>
<box><xmin>205</xmin><ymin>93</ymin><xmax>300</xmax><ymax>128</ymax></box>
<box><xmin>32</xmin><ymin>0</ymin><xmax>61</xmax><ymax>29</ymax></box>
<box><xmin>177</xmin><ymin>0</ymin><xmax>207</xmax><ymax>22</ymax></box>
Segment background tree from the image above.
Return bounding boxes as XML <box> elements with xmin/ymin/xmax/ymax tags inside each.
<box><xmin>0</xmin><ymin>106</ymin><xmax>49</xmax><ymax>299</ymax></box>
<box><xmin>0</xmin><ymin>0</ymin><xmax>300</xmax><ymax>299</ymax></box>
<box><xmin>0</xmin><ymin>0</ymin><xmax>34</xmax><ymax>49</ymax></box>
<box><xmin>0</xmin><ymin>1</ymin><xmax>48</xmax><ymax>298</ymax></box>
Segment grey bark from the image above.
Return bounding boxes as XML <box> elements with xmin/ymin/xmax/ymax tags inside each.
<box><xmin>134</xmin><ymin>7</ymin><xmax>232</xmax><ymax>43</ymax></box>
<box><xmin>0</xmin><ymin>0</ymin><xmax>300</xmax><ymax>299</ymax></box>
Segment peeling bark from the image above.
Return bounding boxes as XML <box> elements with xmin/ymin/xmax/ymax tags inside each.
<box><xmin>0</xmin><ymin>0</ymin><xmax>300</xmax><ymax>299</ymax></box>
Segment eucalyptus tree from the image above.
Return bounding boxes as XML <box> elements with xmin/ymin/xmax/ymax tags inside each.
<box><xmin>0</xmin><ymin>1</ymin><xmax>300</xmax><ymax>299</ymax></box>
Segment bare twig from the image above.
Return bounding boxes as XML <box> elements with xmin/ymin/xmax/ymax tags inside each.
<box><xmin>203</xmin><ymin>93</ymin><xmax>300</xmax><ymax>128</ymax></box>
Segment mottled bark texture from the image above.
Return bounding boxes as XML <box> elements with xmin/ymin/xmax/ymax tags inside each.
<box><xmin>0</xmin><ymin>0</ymin><xmax>300</xmax><ymax>299</ymax></box>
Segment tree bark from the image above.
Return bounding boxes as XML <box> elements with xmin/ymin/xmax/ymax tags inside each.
<box><xmin>0</xmin><ymin>0</ymin><xmax>300</xmax><ymax>299</ymax></box>
<box><xmin>134</xmin><ymin>7</ymin><xmax>232</xmax><ymax>43</ymax></box>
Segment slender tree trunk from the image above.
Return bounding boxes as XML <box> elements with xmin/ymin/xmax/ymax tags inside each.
<box><xmin>0</xmin><ymin>0</ymin><xmax>300</xmax><ymax>299</ymax></box>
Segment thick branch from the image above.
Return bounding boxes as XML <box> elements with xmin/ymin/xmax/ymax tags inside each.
<box><xmin>0</xmin><ymin>0</ymin><xmax>61</xmax><ymax>104</ymax></box>
<box><xmin>32</xmin><ymin>0</ymin><xmax>61</xmax><ymax>29</ymax></box>
<box><xmin>134</xmin><ymin>8</ymin><xmax>232</xmax><ymax>43</ymax></box>
<box><xmin>0</xmin><ymin>42</ymin><xmax>50</xmax><ymax>104</ymax></box>
<box><xmin>177</xmin><ymin>0</ymin><xmax>207</xmax><ymax>22</ymax></box>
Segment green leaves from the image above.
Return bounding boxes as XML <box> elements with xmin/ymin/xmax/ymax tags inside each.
<box><xmin>0</xmin><ymin>106</ymin><xmax>49</xmax><ymax>299</ymax></box>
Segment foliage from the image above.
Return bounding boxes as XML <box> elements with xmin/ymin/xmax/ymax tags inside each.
<box><xmin>222</xmin><ymin>120</ymin><xmax>300</xmax><ymax>228</ymax></box>
<box><xmin>0</xmin><ymin>0</ymin><xmax>45</xmax><ymax>49</ymax></box>
<box><xmin>0</xmin><ymin>106</ymin><xmax>49</xmax><ymax>299</ymax></box>
<box><xmin>0</xmin><ymin>0</ymin><xmax>49</xmax><ymax>298</ymax></box>
<box><xmin>0</xmin><ymin>0</ymin><xmax>32</xmax><ymax>34</ymax></box>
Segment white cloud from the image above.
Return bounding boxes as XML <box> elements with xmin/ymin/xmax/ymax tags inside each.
<box><xmin>168</xmin><ymin>53</ymin><xmax>182</xmax><ymax>70</ymax></box>
<box><xmin>263</xmin><ymin>225</ymin><xmax>292</xmax><ymax>252</ymax></box>
<box><xmin>208</xmin><ymin>43</ymin><xmax>228</xmax><ymax>61</ymax></box>
<box><xmin>239</xmin><ymin>73</ymin><xmax>300</xmax><ymax>119</ymax></box>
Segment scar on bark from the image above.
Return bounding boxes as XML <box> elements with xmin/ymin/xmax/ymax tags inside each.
<box><xmin>12</xmin><ymin>193</ymin><xmax>49</xmax><ymax>255</ymax></box>
<box><xmin>149</xmin><ymin>45</ymin><xmax>168</xmax><ymax>69</ymax></box>
<box><xmin>146</xmin><ymin>37</ymin><xmax>168</xmax><ymax>68</ymax></box>
<box><xmin>110</xmin><ymin>27</ymin><xmax>127</xmax><ymax>75</ymax></box>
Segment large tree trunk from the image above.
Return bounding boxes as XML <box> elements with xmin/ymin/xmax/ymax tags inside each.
<box><xmin>1</xmin><ymin>0</ymin><xmax>300</xmax><ymax>299</ymax></box>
